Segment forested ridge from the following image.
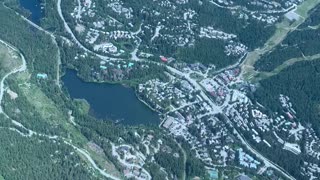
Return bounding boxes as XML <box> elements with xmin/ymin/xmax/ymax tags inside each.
<box><xmin>255</xmin><ymin>59</ymin><xmax>320</xmax><ymax>136</ymax></box>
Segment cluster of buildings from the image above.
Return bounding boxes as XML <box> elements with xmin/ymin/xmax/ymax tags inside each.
<box><xmin>210</xmin><ymin>0</ymin><xmax>303</xmax><ymax>24</ymax></box>
<box><xmin>138</xmin><ymin>78</ymin><xmax>197</xmax><ymax>113</ymax></box>
<box><xmin>90</xmin><ymin>60</ymin><xmax>138</xmax><ymax>81</ymax></box>
<box><xmin>305</xmin><ymin>128</ymin><xmax>320</xmax><ymax>159</ymax></box>
<box><xmin>279</xmin><ymin>94</ymin><xmax>296</xmax><ymax>120</ymax></box>
<box><xmin>225</xmin><ymin>42</ymin><xmax>248</xmax><ymax>56</ymax></box>
<box><xmin>302</xmin><ymin>162</ymin><xmax>320</xmax><ymax>180</ymax></box>
<box><xmin>107</xmin><ymin>0</ymin><xmax>133</xmax><ymax>19</ymax></box>
<box><xmin>94</xmin><ymin>42</ymin><xmax>118</xmax><ymax>54</ymax></box>
<box><xmin>109</xmin><ymin>129</ymin><xmax>188</xmax><ymax>180</ymax></box>
<box><xmin>200</xmin><ymin>68</ymin><xmax>241</xmax><ymax>105</ymax></box>
<box><xmin>200</xmin><ymin>27</ymin><xmax>237</xmax><ymax>40</ymax></box>
<box><xmin>238</xmin><ymin>148</ymin><xmax>261</xmax><ymax>169</ymax></box>
<box><xmin>173</xmin><ymin>17</ymin><xmax>248</xmax><ymax>60</ymax></box>
<box><xmin>111</xmin><ymin>143</ymin><xmax>151</xmax><ymax>180</ymax></box>
<box><xmin>224</xmin><ymin>90</ymin><xmax>305</xmax><ymax>153</ymax></box>
<box><xmin>138</xmin><ymin>67</ymin><xmax>258</xmax><ymax>172</ymax></box>
<box><xmin>107</xmin><ymin>30</ymin><xmax>134</xmax><ymax>40</ymax></box>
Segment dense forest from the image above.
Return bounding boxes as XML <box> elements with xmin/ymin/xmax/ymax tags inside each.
<box><xmin>177</xmin><ymin>38</ymin><xmax>239</xmax><ymax>69</ymax></box>
<box><xmin>0</xmin><ymin>128</ymin><xmax>97</xmax><ymax>180</ymax></box>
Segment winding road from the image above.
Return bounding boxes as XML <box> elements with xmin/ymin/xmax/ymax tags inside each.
<box><xmin>0</xmin><ymin>40</ymin><xmax>26</xmax><ymax>114</ymax></box>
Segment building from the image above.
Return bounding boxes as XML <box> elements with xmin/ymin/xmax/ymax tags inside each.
<box><xmin>207</xmin><ymin>169</ymin><xmax>218</xmax><ymax>180</ymax></box>
<box><xmin>160</xmin><ymin>55</ymin><xmax>168</xmax><ymax>62</ymax></box>
<box><xmin>36</xmin><ymin>73</ymin><xmax>48</xmax><ymax>79</ymax></box>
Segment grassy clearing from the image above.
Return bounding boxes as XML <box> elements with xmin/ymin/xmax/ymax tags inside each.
<box><xmin>251</xmin><ymin>53</ymin><xmax>320</xmax><ymax>82</ymax></box>
<box><xmin>0</xmin><ymin>42</ymin><xmax>21</xmax><ymax>78</ymax></box>
<box><xmin>5</xmin><ymin>71</ymin><xmax>87</xmax><ymax>144</ymax></box>
<box><xmin>241</xmin><ymin>20</ymin><xmax>294</xmax><ymax>80</ymax></box>
<box><xmin>74</xmin><ymin>99</ymin><xmax>90</xmax><ymax>115</ymax></box>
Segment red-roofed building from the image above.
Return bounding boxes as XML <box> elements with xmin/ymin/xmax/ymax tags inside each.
<box><xmin>286</xmin><ymin>112</ymin><xmax>294</xmax><ymax>120</ymax></box>
<box><xmin>160</xmin><ymin>56</ymin><xmax>168</xmax><ymax>62</ymax></box>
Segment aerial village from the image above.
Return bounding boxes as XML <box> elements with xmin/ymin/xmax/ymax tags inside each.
<box><xmin>52</xmin><ymin>0</ymin><xmax>320</xmax><ymax>179</ymax></box>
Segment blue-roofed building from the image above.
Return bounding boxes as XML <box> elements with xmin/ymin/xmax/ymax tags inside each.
<box><xmin>208</xmin><ymin>169</ymin><xmax>218</xmax><ymax>180</ymax></box>
<box><xmin>128</xmin><ymin>62</ymin><xmax>134</xmax><ymax>67</ymax></box>
<box><xmin>100</xmin><ymin>65</ymin><xmax>107</xmax><ymax>70</ymax></box>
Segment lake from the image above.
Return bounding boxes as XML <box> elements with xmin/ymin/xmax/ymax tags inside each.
<box><xmin>19</xmin><ymin>0</ymin><xmax>44</xmax><ymax>24</ymax></box>
<box><xmin>62</xmin><ymin>70</ymin><xmax>160</xmax><ymax>126</ymax></box>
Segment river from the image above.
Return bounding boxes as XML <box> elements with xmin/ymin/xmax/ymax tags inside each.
<box><xmin>19</xmin><ymin>0</ymin><xmax>44</xmax><ymax>24</ymax></box>
<box><xmin>62</xmin><ymin>70</ymin><xmax>160</xmax><ymax>126</ymax></box>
